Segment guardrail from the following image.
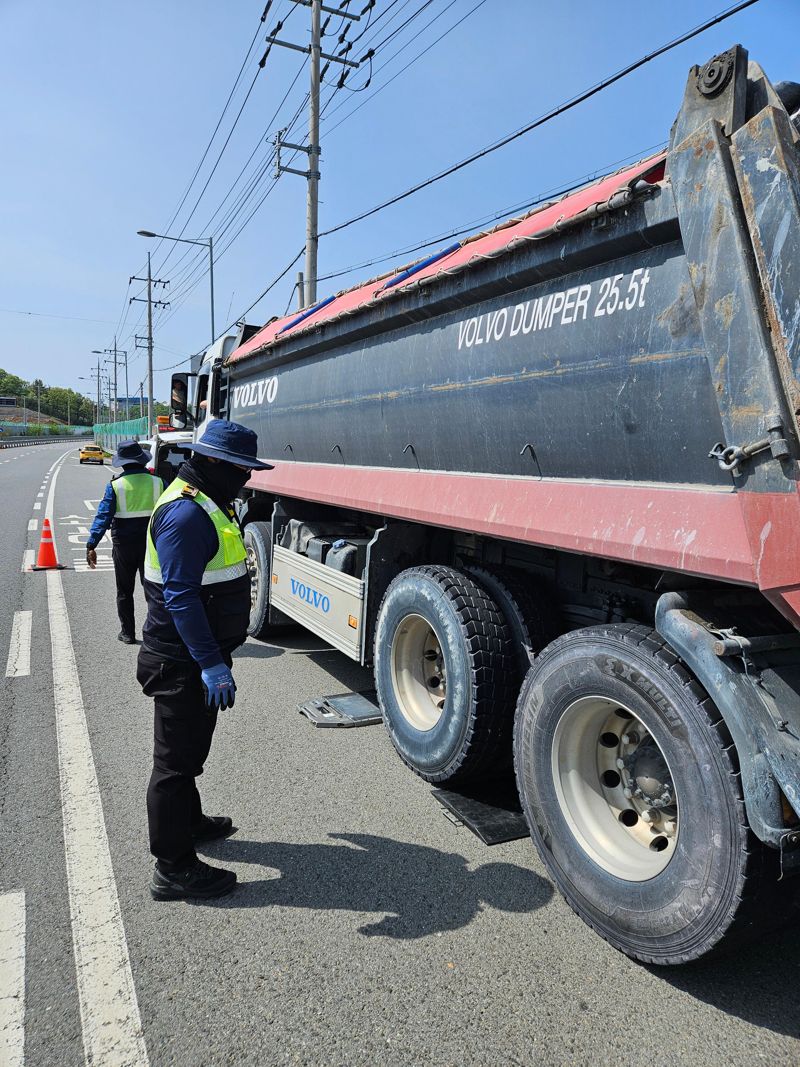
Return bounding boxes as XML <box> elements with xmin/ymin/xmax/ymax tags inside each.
<box><xmin>0</xmin><ymin>436</ymin><xmax>91</xmax><ymax>449</ymax></box>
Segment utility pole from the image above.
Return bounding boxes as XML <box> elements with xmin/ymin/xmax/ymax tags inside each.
<box><xmin>93</xmin><ymin>338</ymin><xmax>128</xmax><ymax>422</ymax></box>
<box><xmin>306</xmin><ymin>0</ymin><xmax>321</xmax><ymax>305</ymax></box>
<box><xmin>269</xmin><ymin>0</ymin><xmax>361</xmax><ymax>306</ymax></box>
<box><xmin>130</xmin><ymin>253</ymin><xmax>169</xmax><ymax>435</ymax></box>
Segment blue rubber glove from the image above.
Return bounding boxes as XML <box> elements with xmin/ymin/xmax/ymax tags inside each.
<box><xmin>201</xmin><ymin>663</ymin><xmax>236</xmax><ymax>710</ymax></box>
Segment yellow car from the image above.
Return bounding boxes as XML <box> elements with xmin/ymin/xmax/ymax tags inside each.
<box><xmin>79</xmin><ymin>444</ymin><xmax>106</xmax><ymax>465</ymax></box>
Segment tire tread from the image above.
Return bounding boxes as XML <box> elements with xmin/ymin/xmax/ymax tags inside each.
<box><xmin>513</xmin><ymin>622</ymin><xmax>783</xmax><ymax>965</ymax></box>
<box><xmin>376</xmin><ymin>564</ymin><xmax>516</xmax><ymax>785</ymax></box>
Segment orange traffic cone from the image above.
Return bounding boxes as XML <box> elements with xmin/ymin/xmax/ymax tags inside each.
<box><xmin>31</xmin><ymin>518</ymin><xmax>65</xmax><ymax>571</ymax></box>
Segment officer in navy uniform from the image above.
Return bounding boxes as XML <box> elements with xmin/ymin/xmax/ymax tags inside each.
<box><xmin>86</xmin><ymin>440</ymin><xmax>164</xmax><ymax>643</ymax></box>
<box><xmin>137</xmin><ymin>420</ymin><xmax>273</xmax><ymax>900</ymax></box>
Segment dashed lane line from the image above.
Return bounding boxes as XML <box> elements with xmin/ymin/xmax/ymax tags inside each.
<box><xmin>5</xmin><ymin>611</ymin><xmax>32</xmax><ymax>678</ymax></box>
<box><xmin>27</xmin><ymin>519</ymin><xmax>38</xmax><ymax>532</ymax></box>
<box><xmin>45</xmin><ymin>451</ymin><xmax>149</xmax><ymax>1066</ymax></box>
<box><xmin>32</xmin><ymin>503</ymin><xmax>41</xmax><ymax>511</ymax></box>
<box><xmin>0</xmin><ymin>890</ymin><xmax>25</xmax><ymax>1067</ymax></box>
<box><xmin>21</xmin><ymin>550</ymin><xmax>33</xmax><ymax>573</ymax></box>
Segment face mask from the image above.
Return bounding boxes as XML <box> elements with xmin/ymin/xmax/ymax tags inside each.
<box><xmin>181</xmin><ymin>457</ymin><xmax>251</xmax><ymax>506</ymax></box>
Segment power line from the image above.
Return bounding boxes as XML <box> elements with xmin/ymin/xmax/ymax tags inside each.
<box><xmin>321</xmin><ymin>0</ymin><xmax>761</xmax><ymax>237</ymax></box>
<box><xmin>114</xmin><ymin>3</ymin><xmax>280</xmax><ymax>349</ymax></box>
<box><xmin>314</xmin><ymin>141</ymin><xmax>667</xmax><ymax>285</ymax></box>
<box><xmin>150</xmin><ymin>62</ymin><xmax>310</xmax><ymax>309</ymax></box>
<box><xmin>323</xmin><ymin>0</ymin><xmax>487</xmax><ymax>126</ymax></box>
<box><xmin>362</xmin><ymin>0</ymin><xmax>436</xmax><ymax>55</ymax></box>
<box><xmin>155</xmin><ymin>0</ymin><xmax>458</xmax><ymax>320</ymax></box>
<box><xmin>0</xmin><ymin>306</ymin><xmax>117</xmax><ymax>325</ymax></box>
<box><xmin>150</xmin><ymin>0</ymin><xmax>457</xmax><ymax>321</ymax></box>
<box><xmin>151</xmin><ymin>1</ymin><xmax>275</xmax><ymax>267</ymax></box>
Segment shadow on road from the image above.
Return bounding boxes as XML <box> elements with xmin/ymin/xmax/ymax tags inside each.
<box><xmin>654</xmin><ymin>921</ymin><xmax>800</xmax><ymax>1038</ymax></box>
<box><xmin>196</xmin><ymin>832</ymin><xmax>553</xmax><ymax>938</ymax></box>
<box><xmin>235</xmin><ymin>643</ymin><xmax>286</xmax><ymax>660</ymax></box>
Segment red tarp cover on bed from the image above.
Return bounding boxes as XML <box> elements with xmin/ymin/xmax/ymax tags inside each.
<box><xmin>229</xmin><ymin>153</ymin><xmax>666</xmax><ymax>364</ymax></box>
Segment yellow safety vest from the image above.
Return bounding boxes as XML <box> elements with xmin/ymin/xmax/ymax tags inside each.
<box><xmin>144</xmin><ymin>477</ymin><xmax>248</xmax><ymax>586</ymax></box>
<box><xmin>111</xmin><ymin>472</ymin><xmax>163</xmax><ymax>519</ymax></box>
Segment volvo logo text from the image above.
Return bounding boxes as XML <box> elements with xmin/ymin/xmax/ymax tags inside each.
<box><xmin>290</xmin><ymin>577</ymin><xmax>330</xmax><ymax>613</ymax></box>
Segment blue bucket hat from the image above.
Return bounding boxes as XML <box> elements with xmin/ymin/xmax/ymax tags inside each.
<box><xmin>112</xmin><ymin>440</ymin><xmax>152</xmax><ymax>467</ymax></box>
<box><xmin>187</xmin><ymin>419</ymin><xmax>273</xmax><ymax>470</ymax></box>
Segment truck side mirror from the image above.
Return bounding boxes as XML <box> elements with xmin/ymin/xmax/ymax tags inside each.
<box><xmin>170</xmin><ymin>373</ymin><xmax>189</xmax><ymax>429</ymax></box>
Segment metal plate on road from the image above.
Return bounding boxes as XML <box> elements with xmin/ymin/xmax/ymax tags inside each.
<box><xmin>298</xmin><ymin>690</ymin><xmax>382</xmax><ymax>728</ymax></box>
<box><xmin>432</xmin><ymin>783</ymin><xmax>530</xmax><ymax>846</ymax></box>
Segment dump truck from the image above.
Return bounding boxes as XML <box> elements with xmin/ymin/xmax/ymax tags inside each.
<box><xmin>170</xmin><ymin>46</ymin><xmax>800</xmax><ymax>965</ymax></box>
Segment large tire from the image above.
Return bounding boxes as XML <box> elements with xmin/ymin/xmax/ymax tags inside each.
<box><xmin>374</xmin><ymin>565</ymin><xmax>515</xmax><ymax>785</ymax></box>
<box><xmin>464</xmin><ymin>564</ymin><xmax>552</xmax><ymax>679</ymax></box>
<box><xmin>244</xmin><ymin>520</ymin><xmax>289</xmax><ymax>639</ymax></box>
<box><xmin>514</xmin><ymin>623</ymin><xmax>782</xmax><ymax>965</ymax></box>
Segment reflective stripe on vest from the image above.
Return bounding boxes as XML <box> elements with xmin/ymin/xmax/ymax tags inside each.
<box><xmin>112</xmin><ymin>473</ymin><xmax>163</xmax><ymax>519</ymax></box>
<box><xmin>144</xmin><ymin>477</ymin><xmax>248</xmax><ymax>586</ymax></box>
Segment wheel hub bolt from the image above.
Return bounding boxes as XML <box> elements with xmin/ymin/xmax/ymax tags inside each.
<box><xmin>616</xmin><ymin>757</ymin><xmax>626</xmax><ymax>769</ymax></box>
<box><xmin>663</xmin><ymin>820</ymin><xmax>676</xmax><ymax>834</ymax></box>
<box><xmin>622</xmin><ymin>732</ymin><xmax>639</xmax><ymax>745</ymax></box>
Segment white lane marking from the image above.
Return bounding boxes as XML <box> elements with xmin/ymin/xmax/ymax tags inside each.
<box><xmin>45</xmin><ymin>452</ymin><xmax>149</xmax><ymax>1066</ymax></box>
<box><xmin>5</xmin><ymin>611</ymin><xmax>32</xmax><ymax>678</ymax></box>
<box><xmin>27</xmin><ymin>519</ymin><xmax>38</xmax><ymax>532</ymax></box>
<box><xmin>32</xmin><ymin>503</ymin><xmax>41</xmax><ymax>511</ymax></box>
<box><xmin>21</xmin><ymin>550</ymin><xmax>33</xmax><ymax>572</ymax></box>
<box><xmin>0</xmin><ymin>890</ymin><xmax>25</xmax><ymax>1067</ymax></box>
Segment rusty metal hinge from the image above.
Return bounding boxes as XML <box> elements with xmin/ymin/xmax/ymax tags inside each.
<box><xmin>709</xmin><ymin>413</ymin><xmax>789</xmax><ymax>475</ymax></box>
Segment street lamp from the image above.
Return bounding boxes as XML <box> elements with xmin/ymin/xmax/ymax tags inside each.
<box><xmin>137</xmin><ymin>230</ymin><xmax>215</xmax><ymax>346</ymax></box>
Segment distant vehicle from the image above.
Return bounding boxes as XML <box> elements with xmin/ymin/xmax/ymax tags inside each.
<box><xmin>79</xmin><ymin>444</ymin><xmax>105</xmax><ymax>466</ymax></box>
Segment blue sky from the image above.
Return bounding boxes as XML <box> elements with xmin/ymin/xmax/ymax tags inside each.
<box><xmin>1</xmin><ymin>0</ymin><xmax>797</xmax><ymax>405</ymax></box>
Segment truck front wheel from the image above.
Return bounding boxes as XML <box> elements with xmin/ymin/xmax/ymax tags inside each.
<box><xmin>244</xmin><ymin>521</ymin><xmax>289</xmax><ymax>639</ymax></box>
<box><xmin>514</xmin><ymin>623</ymin><xmax>778</xmax><ymax>965</ymax></box>
<box><xmin>374</xmin><ymin>565</ymin><xmax>515</xmax><ymax>785</ymax></box>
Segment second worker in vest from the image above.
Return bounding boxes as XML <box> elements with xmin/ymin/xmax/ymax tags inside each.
<box><xmin>86</xmin><ymin>440</ymin><xmax>164</xmax><ymax>643</ymax></box>
<box><xmin>138</xmin><ymin>419</ymin><xmax>273</xmax><ymax>901</ymax></box>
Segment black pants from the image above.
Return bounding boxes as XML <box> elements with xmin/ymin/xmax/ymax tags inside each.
<box><xmin>137</xmin><ymin>647</ymin><xmax>232</xmax><ymax>871</ymax></box>
<box><xmin>112</xmin><ymin>537</ymin><xmax>145</xmax><ymax>638</ymax></box>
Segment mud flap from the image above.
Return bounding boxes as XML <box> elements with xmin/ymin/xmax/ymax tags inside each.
<box><xmin>432</xmin><ymin>782</ymin><xmax>529</xmax><ymax>846</ymax></box>
<box><xmin>656</xmin><ymin>591</ymin><xmax>800</xmax><ymax>860</ymax></box>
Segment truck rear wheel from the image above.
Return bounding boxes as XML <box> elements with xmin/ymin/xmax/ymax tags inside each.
<box><xmin>244</xmin><ymin>521</ymin><xmax>289</xmax><ymax>639</ymax></box>
<box><xmin>514</xmin><ymin>624</ymin><xmax>778</xmax><ymax>965</ymax></box>
<box><xmin>464</xmin><ymin>564</ymin><xmax>551</xmax><ymax>678</ymax></box>
<box><xmin>374</xmin><ymin>565</ymin><xmax>515</xmax><ymax>785</ymax></box>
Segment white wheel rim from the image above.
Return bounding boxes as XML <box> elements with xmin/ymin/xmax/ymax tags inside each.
<box><xmin>390</xmin><ymin>614</ymin><xmax>447</xmax><ymax>731</ymax></box>
<box><xmin>551</xmin><ymin>696</ymin><xmax>679</xmax><ymax>881</ymax></box>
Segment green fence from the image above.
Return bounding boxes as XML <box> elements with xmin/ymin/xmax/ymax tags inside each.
<box><xmin>0</xmin><ymin>421</ymin><xmax>92</xmax><ymax>437</ymax></box>
<box><xmin>93</xmin><ymin>416</ymin><xmax>149</xmax><ymax>452</ymax></box>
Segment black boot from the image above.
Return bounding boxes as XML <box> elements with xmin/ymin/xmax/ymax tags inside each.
<box><xmin>118</xmin><ymin>631</ymin><xmax>136</xmax><ymax>645</ymax></box>
<box><xmin>150</xmin><ymin>859</ymin><xmax>237</xmax><ymax>901</ymax></box>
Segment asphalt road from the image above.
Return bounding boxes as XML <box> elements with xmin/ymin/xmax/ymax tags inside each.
<box><xmin>1</xmin><ymin>443</ymin><xmax>799</xmax><ymax>1067</ymax></box>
